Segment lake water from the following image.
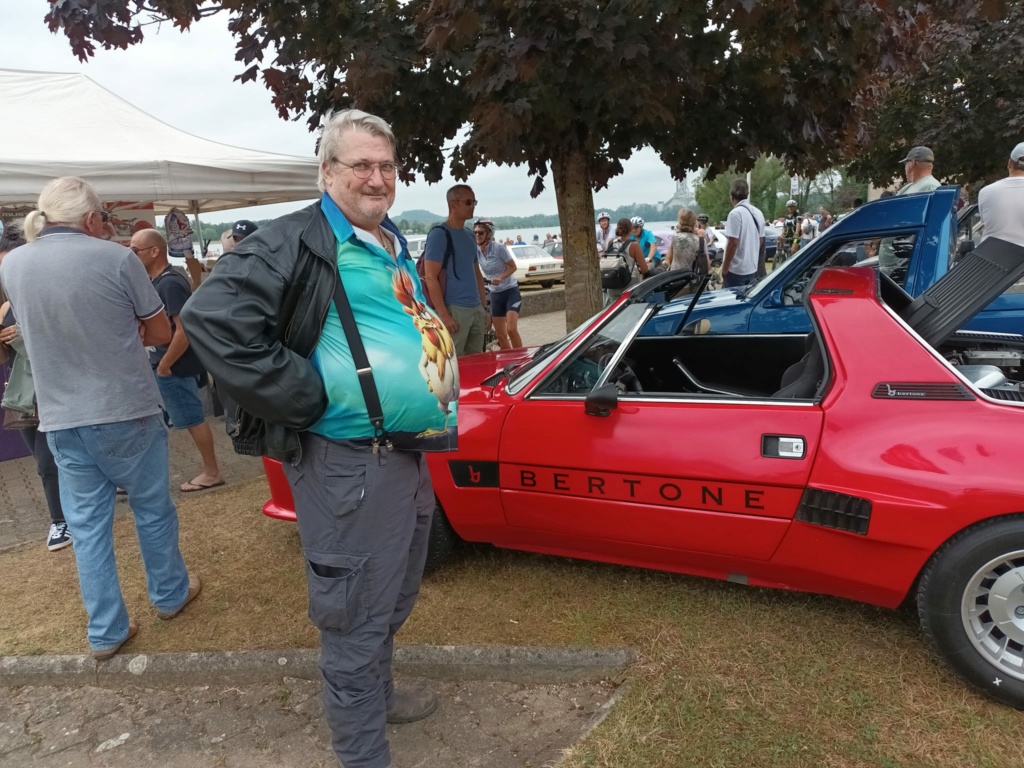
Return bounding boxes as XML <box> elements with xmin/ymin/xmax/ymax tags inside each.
<box><xmin>493</xmin><ymin>221</ymin><xmax>677</xmax><ymax>245</ymax></box>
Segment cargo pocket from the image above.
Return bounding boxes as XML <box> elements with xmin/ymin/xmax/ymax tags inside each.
<box><xmin>321</xmin><ymin>455</ymin><xmax>369</xmax><ymax>518</ymax></box>
<box><xmin>304</xmin><ymin>552</ymin><xmax>369</xmax><ymax>633</ymax></box>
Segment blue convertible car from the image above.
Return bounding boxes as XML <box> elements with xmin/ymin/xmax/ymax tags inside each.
<box><xmin>643</xmin><ymin>188</ymin><xmax>1024</xmax><ymax>337</ymax></box>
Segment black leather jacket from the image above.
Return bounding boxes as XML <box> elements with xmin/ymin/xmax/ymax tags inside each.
<box><xmin>180</xmin><ymin>202</ymin><xmax>338</xmax><ymax>464</ymax></box>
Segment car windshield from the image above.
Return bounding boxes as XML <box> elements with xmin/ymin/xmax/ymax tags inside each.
<box><xmin>506</xmin><ymin>307</ymin><xmax>610</xmax><ymax>394</ymax></box>
<box><xmin>743</xmin><ymin>238</ymin><xmax>819</xmax><ymax>298</ymax></box>
<box><xmin>512</xmin><ymin>245</ymin><xmax>549</xmax><ymax>260</ymax></box>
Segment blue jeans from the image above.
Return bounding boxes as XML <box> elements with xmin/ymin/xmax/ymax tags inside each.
<box><xmin>46</xmin><ymin>414</ymin><xmax>189</xmax><ymax>652</ymax></box>
<box><xmin>155</xmin><ymin>371</ymin><xmax>206</xmax><ymax>429</ymax></box>
<box><xmin>722</xmin><ymin>271</ymin><xmax>756</xmax><ymax>289</ymax></box>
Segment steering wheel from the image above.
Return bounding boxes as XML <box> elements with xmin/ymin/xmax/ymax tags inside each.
<box><xmin>598</xmin><ymin>353</ymin><xmax>643</xmax><ymax>393</ymax></box>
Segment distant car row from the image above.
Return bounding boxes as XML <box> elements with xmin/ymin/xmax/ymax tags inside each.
<box><xmin>406</xmin><ymin>234</ymin><xmax>564</xmax><ymax>288</ymax></box>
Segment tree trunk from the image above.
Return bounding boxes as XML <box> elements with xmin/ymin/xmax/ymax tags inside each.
<box><xmin>551</xmin><ymin>141</ymin><xmax>602</xmax><ymax>330</ymax></box>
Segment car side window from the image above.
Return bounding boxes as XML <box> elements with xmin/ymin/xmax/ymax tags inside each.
<box><xmin>536</xmin><ymin>305</ymin><xmax>648</xmax><ymax>396</ymax></box>
<box><xmin>781</xmin><ymin>235</ymin><xmax>918</xmax><ymax>306</ymax></box>
<box><xmin>958</xmin><ymin>207</ymin><xmax>983</xmax><ymax>251</ymax></box>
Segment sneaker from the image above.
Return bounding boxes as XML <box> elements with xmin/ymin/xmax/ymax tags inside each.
<box><xmin>47</xmin><ymin>522</ymin><xmax>73</xmax><ymax>552</ymax></box>
<box><xmin>386</xmin><ymin>683</ymin><xmax>439</xmax><ymax>724</ymax></box>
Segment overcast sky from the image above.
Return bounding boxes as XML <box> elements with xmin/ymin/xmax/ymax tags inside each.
<box><xmin>2</xmin><ymin>1</ymin><xmax>683</xmax><ymax>223</ymax></box>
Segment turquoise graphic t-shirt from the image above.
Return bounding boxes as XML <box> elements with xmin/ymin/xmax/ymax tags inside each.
<box><xmin>310</xmin><ymin>195</ymin><xmax>459</xmax><ymax>451</ymax></box>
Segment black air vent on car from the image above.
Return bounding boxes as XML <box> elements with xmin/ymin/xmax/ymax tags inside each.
<box><xmin>796</xmin><ymin>489</ymin><xmax>872</xmax><ymax>535</ymax></box>
<box><xmin>481</xmin><ymin>371</ymin><xmax>505</xmax><ymax>387</ymax></box>
<box><xmin>982</xmin><ymin>388</ymin><xmax>1024</xmax><ymax>402</ymax></box>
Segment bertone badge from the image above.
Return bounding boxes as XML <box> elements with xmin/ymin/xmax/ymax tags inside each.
<box><xmin>886</xmin><ymin>384</ymin><xmax>925</xmax><ymax>398</ymax></box>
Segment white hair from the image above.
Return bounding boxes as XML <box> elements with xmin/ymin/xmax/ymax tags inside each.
<box><xmin>23</xmin><ymin>176</ymin><xmax>102</xmax><ymax>242</ymax></box>
<box><xmin>316</xmin><ymin>109</ymin><xmax>397</xmax><ymax>192</ymax></box>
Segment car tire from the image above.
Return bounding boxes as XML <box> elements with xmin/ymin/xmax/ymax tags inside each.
<box><xmin>424</xmin><ymin>500</ymin><xmax>458</xmax><ymax>574</ymax></box>
<box><xmin>918</xmin><ymin>514</ymin><xmax>1024</xmax><ymax>709</ymax></box>
<box><xmin>540</xmin><ymin>281</ymin><xmax>554</xmax><ymax>289</ymax></box>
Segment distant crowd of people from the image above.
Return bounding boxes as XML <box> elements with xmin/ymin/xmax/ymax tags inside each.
<box><xmin>592</xmin><ymin>141</ymin><xmax>1024</xmax><ymax>305</ymax></box>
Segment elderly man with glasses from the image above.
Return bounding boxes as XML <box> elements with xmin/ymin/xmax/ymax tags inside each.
<box><xmin>421</xmin><ymin>184</ymin><xmax>490</xmax><ymax>356</ymax></box>
<box><xmin>181</xmin><ymin>109</ymin><xmax>457</xmax><ymax>768</ymax></box>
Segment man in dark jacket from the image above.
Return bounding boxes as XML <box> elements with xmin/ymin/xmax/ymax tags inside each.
<box><xmin>181</xmin><ymin>109</ymin><xmax>458</xmax><ymax>768</ymax></box>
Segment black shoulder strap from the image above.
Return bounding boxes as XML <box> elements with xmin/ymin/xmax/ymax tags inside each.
<box><xmin>738</xmin><ymin>204</ymin><xmax>766</xmax><ymax>249</ymax></box>
<box><xmin>429</xmin><ymin>224</ymin><xmax>459</xmax><ymax>280</ymax></box>
<box><xmin>330</xmin><ymin>272</ymin><xmax>391</xmax><ymax>453</ymax></box>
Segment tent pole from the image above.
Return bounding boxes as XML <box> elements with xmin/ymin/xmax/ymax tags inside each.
<box><xmin>187</xmin><ymin>199</ymin><xmax>204</xmax><ymax>287</ymax></box>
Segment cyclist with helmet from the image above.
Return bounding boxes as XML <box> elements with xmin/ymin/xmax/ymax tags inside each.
<box><xmin>473</xmin><ymin>219</ymin><xmax>522</xmax><ymax>349</ymax></box>
<box><xmin>779</xmin><ymin>200</ymin><xmax>801</xmax><ymax>264</ymax></box>
<box><xmin>629</xmin><ymin>216</ymin><xmax>659</xmax><ymax>269</ymax></box>
<box><xmin>596</xmin><ymin>211</ymin><xmax>613</xmax><ymax>253</ymax></box>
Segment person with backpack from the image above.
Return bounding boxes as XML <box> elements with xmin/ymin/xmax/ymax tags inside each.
<box><xmin>601</xmin><ymin>218</ymin><xmax>650</xmax><ymax>306</ymax></box>
<box><xmin>421</xmin><ymin>184</ymin><xmax>489</xmax><ymax>356</ymax></box>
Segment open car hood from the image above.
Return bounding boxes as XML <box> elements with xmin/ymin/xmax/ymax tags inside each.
<box><xmin>899</xmin><ymin>237</ymin><xmax>1024</xmax><ymax>347</ymax></box>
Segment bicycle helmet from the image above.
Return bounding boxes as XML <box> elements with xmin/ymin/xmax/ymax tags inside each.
<box><xmin>629</xmin><ymin>216</ymin><xmax>644</xmax><ymax>228</ymax></box>
<box><xmin>786</xmin><ymin>199</ymin><xmax>797</xmax><ymax>207</ymax></box>
<box><xmin>474</xmin><ymin>219</ymin><xmax>495</xmax><ymax>235</ymax></box>
<box><xmin>697</xmin><ymin>214</ymin><xmax>709</xmax><ymax>223</ymax></box>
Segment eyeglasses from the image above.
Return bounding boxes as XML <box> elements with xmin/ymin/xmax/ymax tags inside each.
<box><xmin>461</xmin><ymin>199</ymin><xmax>479</xmax><ymax>206</ymax></box>
<box><xmin>473</xmin><ymin>229</ymin><xmax>487</xmax><ymax>236</ymax></box>
<box><xmin>95</xmin><ymin>210</ymin><xmax>110</xmax><ymax>223</ymax></box>
<box><xmin>330</xmin><ymin>159</ymin><xmax>401</xmax><ymax>179</ymax></box>
<box><xmin>130</xmin><ymin>246</ymin><xmax>156</xmax><ymax>255</ymax></box>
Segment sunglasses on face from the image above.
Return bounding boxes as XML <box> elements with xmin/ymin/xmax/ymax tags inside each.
<box><xmin>95</xmin><ymin>210</ymin><xmax>110</xmax><ymax>223</ymax></box>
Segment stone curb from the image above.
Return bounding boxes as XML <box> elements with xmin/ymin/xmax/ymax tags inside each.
<box><xmin>520</xmin><ymin>286</ymin><xmax>565</xmax><ymax>317</ymax></box>
<box><xmin>0</xmin><ymin>645</ymin><xmax>634</xmax><ymax>689</ymax></box>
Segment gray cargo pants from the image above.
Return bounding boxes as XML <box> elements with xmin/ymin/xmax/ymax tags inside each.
<box><xmin>282</xmin><ymin>434</ymin><xmax>434</xmax><ymax>768</ymax></box>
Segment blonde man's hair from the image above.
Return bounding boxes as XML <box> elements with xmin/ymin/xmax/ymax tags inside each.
<box><xmin>24</xmin><ymin>176</ymin><xmax>102</xmax><ymax>242</ymax></box>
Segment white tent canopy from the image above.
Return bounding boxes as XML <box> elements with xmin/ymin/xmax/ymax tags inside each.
<box><xmin>0</xmin><ymin>68</ymin><xmax>318</xmax><ymax>214</ymax></box>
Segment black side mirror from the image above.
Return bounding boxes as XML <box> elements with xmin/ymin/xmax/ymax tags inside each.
<box><xmin>955</xmin><ymin>239</ymin><xmax>975</xmax><ymax>264</ymax></box>
<box><xmin>585</xmin><ymin>384</ymin><xmax>619</xmax><ymax>417</ymax></box>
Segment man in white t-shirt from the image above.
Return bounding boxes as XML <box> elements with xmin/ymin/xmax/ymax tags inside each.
<box><xmin>722</xmin><ymin>179</ymin><xmax>765</xmax><ymax>289</ymax></box>
<box><xmin>979</xmin><ymin>142</ymin><xmax>1024</xmax><ymax>248</ymax></box>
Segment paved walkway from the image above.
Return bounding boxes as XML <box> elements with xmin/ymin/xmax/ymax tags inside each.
<box><xmin>0</xmin><ymin>677</ymin><xmax>616</xmax><ymax>767</ymax></box>
<box><xmin>0</xmin><ymin>311</ymin><xmax>569</xmax><ymax>553</ymax></box>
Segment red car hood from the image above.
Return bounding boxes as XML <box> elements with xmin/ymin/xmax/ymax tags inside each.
<box><xmin>458</xmin><ymin>347</ymin><xmax>536</xmax><ymax>396</ymax></box>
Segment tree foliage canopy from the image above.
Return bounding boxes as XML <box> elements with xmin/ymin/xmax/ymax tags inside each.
<box><xmin>47</xmin><ymin>0</ymin><xmax>955</xmax><ymax>325</ymax></box>
<box><xmin>851</xmin><ymin>1</ymin><xmax>1021</xmax><ymax>188</ymax></box>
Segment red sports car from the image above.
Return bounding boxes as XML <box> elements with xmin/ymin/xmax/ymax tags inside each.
<box><xmin>263</xmin><ymin>238</ymin><xmax>1024</xmax><ymax>708</ymax></box>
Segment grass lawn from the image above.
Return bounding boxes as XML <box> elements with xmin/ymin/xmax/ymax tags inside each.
<box><xmin>2</xmin><ymin>477</ymin><xmax>1021</xmax><ymax>767</ymax></box>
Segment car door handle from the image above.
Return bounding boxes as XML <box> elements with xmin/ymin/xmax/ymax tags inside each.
<box><xmin>762</xmin><ymin>435</ymin><xmax>805</xmax><ymax>459</ymax></box>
